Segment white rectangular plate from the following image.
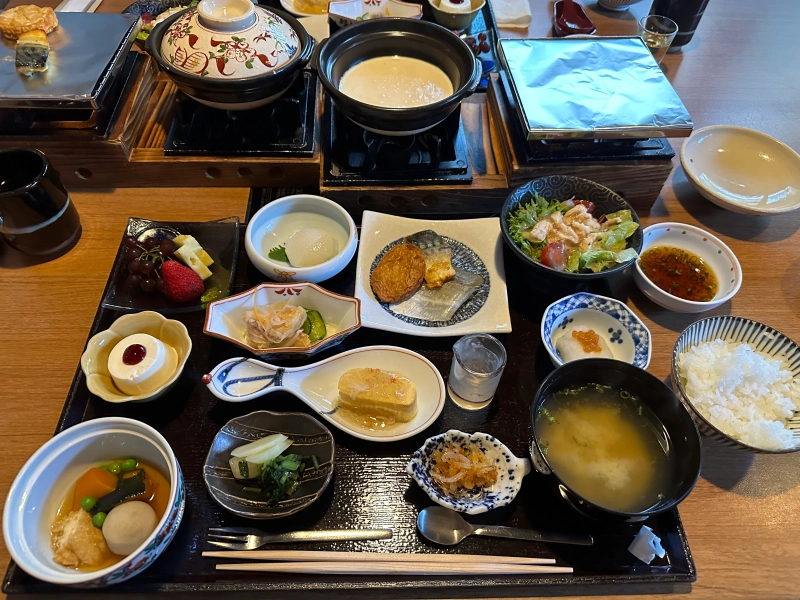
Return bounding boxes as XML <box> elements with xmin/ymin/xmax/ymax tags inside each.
<box><xmin>355</xmin><ymin>211</ymin><xmax>512</xmax><ymax>337</ymax></box>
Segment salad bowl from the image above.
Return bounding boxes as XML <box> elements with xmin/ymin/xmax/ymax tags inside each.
<box><xmin>501</xmin><ymin>176</ymin><xmax>643</xmax><ymax>280</ymax></box>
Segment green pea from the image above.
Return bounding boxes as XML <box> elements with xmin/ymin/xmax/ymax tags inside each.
<box><xmin>80</xmin><ymin>496</ymin><xmax>97</xmax><ymax>511</ymax></box>
<box><xmin>121</xmin><ymin>458</ymin><xmax>138</xmax><ymax>473</ymax></box>
<box><xmin>98</xmin><ymin>465</ymin><xmax>109</xmax><ymax>471</ymax></box>
<box><xmin>108</xmin><ymin>462</ymin><xmax>122</xmax><ymax>475</ymax></box>
<box><xmin>92</xmin><ymin>512</ymin><xmax>107</xmax><ymax>528</ymax></box>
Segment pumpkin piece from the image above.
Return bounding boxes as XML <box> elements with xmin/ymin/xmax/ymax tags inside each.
<box><xmin>71</xmin><ymin>468</ymin><xmax>118</xmax><ymax>512</ymax></box>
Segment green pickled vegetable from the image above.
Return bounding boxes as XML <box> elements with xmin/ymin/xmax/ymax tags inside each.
<box><xmin>302</xmin><ymin>309</ymin><xmax>326</xmax><ymax>343</ymax></box>
<box><xmin>255</xmin><ymin>454</ymin><xmax>307</xmax><ymax>505</ymax></box>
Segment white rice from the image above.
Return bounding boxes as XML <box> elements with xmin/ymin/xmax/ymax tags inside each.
<box><xmin>677</xmin><ymin>339</ymin><xmax>799</xmax><ymax>451</ymax></box>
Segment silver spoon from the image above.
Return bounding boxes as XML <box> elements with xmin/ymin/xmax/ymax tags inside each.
<box><xmin>417</xmin><ymin>506</ymin><xmax>593</xmax><ymax>546</ymax></box>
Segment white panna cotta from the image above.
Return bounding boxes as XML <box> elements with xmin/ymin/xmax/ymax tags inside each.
<box><xmin>107</xmin><ymin>333</ymin><xmax>178</xmax><ymax>396</ymax></box>
<box><xmin>438</xmin><ymin>0</ymin><xmax>472</xmax><ymax>13</ymax></box>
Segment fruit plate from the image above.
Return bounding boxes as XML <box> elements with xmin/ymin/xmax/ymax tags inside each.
<box><xmin>101</xmin><ymin>217</ymin><xmax>240</xmax><ymax>314</ymax></box>
<box><xmin>354</xmin><ymin>211</ymin><xmax>511</xmax><ymax>336</ymax></box>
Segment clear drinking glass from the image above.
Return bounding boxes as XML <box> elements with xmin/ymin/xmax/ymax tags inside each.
<box><xmin>447</xmin><ymin>334</ymin><xmax>507</xmax><ymax>410</ymax></box>
<box><xmin>638</xmin><ymin>15</ymin><xmax>679</xmax><ymax>64</ymax></box>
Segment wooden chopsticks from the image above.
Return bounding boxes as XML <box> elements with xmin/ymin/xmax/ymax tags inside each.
<box><xmin>204</xmin><ymin>550</ymin><xmax>572</xmax><ymax>575</ymax></box>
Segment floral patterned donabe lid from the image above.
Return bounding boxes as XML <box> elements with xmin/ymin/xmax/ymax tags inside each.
<box><xmin>161</xmin><ymin>3</ymin><xmax>299</xmax><ymax>79</ymax></box>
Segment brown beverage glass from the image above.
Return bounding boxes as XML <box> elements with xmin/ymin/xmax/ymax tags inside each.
<box><xmin>0</xmin><ymin>148</ymin><xmax>81</xmax><ymax>257</ymax></box>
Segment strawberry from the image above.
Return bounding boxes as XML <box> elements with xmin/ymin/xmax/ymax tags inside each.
<box><xmin>162</xmin><ymin>260</ymin><xmax>204</xmax><ymax>303</ymax></box>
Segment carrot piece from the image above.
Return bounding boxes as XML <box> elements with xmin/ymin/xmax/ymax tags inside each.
<box><xmin>72</xmin><ymin>467</ymin><xmax>119</xmax><ymax>511</ymax></box>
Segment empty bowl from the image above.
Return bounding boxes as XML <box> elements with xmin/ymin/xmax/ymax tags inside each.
<box><xmin>245</xmin><ymin>194</ymin><xmax>358</xmax><ymax>283</ymax></box>
<box><xmin>81</xmin><ymin>311</ymin><xmax>192</xmax><ymax>403</ymax></box>
<box><xmin>3</xmin><ymin>417</ymin><xmax>184</xmax><ymax>587</ymax></box>
<box><xmin>204</xmin><ymin>282</ymin><xmax>361</xmax><ymax>358</ymax></box>
<box><xmin>541</xmin><ymin>292</ymin><xmax>651</xmax><ymax>369</ymax></box>
<box><xmin>633</xmin><ymin>222</ymin><xmax>742</xmax><ymax>313</ymax></box>
<box><xmin>681</xmin><ymin>125</ymin><xmax>800</xmax><ymax>215</ymax></box>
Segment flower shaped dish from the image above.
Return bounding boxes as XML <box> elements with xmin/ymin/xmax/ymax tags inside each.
<box><xmin>407</xmin><ymin>429</ymin><xmax>531</xmax><ymax>515</ymax></box>
<box><xmin>204</xmin><ymin>282</ymin><xmax>361</xmax><ymax>358</ymax></box>
<box><xmin>541</xmin><ymin>292</ymin><xmax>652</xmax><ymax>369</ymax></box>
<box><xmin>81</xmin><ymin>311</ymin><xmax>192</xmax><ymax>403</ymax></box>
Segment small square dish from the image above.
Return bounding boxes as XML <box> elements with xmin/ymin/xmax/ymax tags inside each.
<box><xmin>354</xmin><ymin>211</ymin><xmax>511</xmax><ymax>336</ymax></box>
<box><xmin>101</xmin><ymin>216</ymin><xmax>240</xmax><ymax>314</ymax></box>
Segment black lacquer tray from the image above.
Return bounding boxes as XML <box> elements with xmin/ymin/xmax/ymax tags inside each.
<box><xmin>3</xmin><ymin>187</ymin><xmax>695</xmax><ymax>599</ymax></box>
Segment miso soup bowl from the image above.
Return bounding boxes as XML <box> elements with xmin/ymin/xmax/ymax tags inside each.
<box><xmin>529</xmin><ymin>359</ymin><xmax>701</xmax><ymax>522</ymax></box>
<box><xmin>3</xmin><ymin>418</ymin><xmax>184</xmax><ymax>587</ymax></box>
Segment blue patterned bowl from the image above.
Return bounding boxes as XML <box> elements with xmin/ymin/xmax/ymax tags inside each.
<box><xmin>3</xmin><ymin>418</ymin><xmax>184</xmax><ymax>587</ymax></box>
<box><xmin>672</xmin><ymin>316</ymin><xmax>800</xmax><ymax>454</ymax></box>
<box><xmin>541</xmin><ymin>292</ymin><xmax>651</xmax><ymax>369</ymax></box>
<box><xmin>501</xmin><ymin>176</ymin><xmax>643</xmax><ymax>280</ymax></box>
<box><xmin>407</xmin><ymin>429</ymin><xmax>531</xmax><ymax>515</ymax></box>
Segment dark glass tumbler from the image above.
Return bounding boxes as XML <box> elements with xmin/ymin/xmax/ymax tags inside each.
<box><xmin>0</xmin><ymin>148</ymin><xmax>81</xmax><ymax>257</ymax></box>
<box><xmin>650</xmin><ymin>0</ymin><xmax>711</xmax><ymax>50</ymax></box>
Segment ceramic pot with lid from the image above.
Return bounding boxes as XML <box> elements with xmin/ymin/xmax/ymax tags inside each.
<box><xmin>145</xmin><ymin>0</ymin><xmax>315</xmax><ymax>110</ymax></box>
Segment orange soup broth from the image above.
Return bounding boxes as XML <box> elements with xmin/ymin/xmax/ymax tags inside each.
<box><xmin>55</xmin><ymin>460</ymin><xmax>170</xmax><ymax>572</ymax></box>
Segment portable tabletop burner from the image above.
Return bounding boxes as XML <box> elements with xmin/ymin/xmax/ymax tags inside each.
<box><xmin>323</xmin><ymin>98</ymin><xmax>473</xmax><ymax>187</ymax></box>
<box><xmin>164</xmin><ymin>71</ymin><xmax>316</xmax><ymax>157</ymax></box>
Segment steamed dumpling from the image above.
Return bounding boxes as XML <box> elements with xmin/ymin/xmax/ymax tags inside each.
<box><xmin>555</xmin><ymin>325</ymin><xmax>614</xmax><ymax>363</ymax></box>
<box><xmin>102</xmin><ymin>501</ymin><xmax>158</xmax><ymax>556</ymax></box>
<box><xmin>284</xmin><ymin>228</ymin><xmax>338</xmax><ymax>267</ymax></box>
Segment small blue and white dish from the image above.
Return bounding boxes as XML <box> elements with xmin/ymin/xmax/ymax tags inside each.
<box><xmin>541</xmin><ymin>292</ymin><xmax>652</xmax><ymax>369</ymax></box>
<box><xmin>407</xmin><ymin>429</ymin><xmax>531</xmax><ymax>515</ymax></box>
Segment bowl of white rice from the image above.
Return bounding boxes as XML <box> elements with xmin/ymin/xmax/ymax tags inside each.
<box><xmin>672</xmin><ymin>316</ymin><xmax>800</xmax><ymax>453</ymax></box>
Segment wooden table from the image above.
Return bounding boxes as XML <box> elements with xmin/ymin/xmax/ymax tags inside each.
<box><xmin>1</xmin><ymin>1</ymin><xmax>799</xmax><ymax>599</ymax></box>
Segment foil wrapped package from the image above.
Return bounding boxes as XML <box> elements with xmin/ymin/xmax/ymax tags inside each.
<box><xmin>498</xmin><ymin>37</ymin><xmax>693</xmax><ymax>140</ymax></box>
<box><xmin>0</xmin><ymin>13</ymin><xmax>137</xmax><ymax>109</ymax></box>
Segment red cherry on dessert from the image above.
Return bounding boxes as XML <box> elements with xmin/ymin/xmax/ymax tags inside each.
<box><xmin>122</xmin><ymin>344</ymin><xmax>147</xmax><ymax>365</ymax></box>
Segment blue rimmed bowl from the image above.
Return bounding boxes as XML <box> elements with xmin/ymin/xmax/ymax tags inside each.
<box><xmin>672</xmin><ymin>316</ymin><xmax>800</xmax><ymax>454</ymax></box>
<box><xmin>541</xmin><ymin>292</ymin><xmax>652</xmax><ymax>369</ymax></box>
<box><xmin>407</xmin><ymin>429</ymin><xmax>531</xmax><ymax>515</ymax></box>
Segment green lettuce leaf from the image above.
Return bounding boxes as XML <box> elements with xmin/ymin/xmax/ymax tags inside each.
<box><xmin>579</xmin><ymin>248</ymin><xmax>639</xmax><ymax>273</ymax></box>
<box><xmin>506</xmin><ymin>192</ymin><xmax>566</xmax><ymax>262</ymax></box>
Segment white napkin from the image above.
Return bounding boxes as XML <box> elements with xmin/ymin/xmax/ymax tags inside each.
<box><xmin>489</xmin><ymin>0</ymin><xmax>532</xmax><ymax>29</ymax></box>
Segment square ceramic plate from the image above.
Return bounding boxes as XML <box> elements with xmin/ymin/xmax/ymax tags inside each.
<box><xmin>101</xmin><ymin>216</ymin><xmax>240</xmax><ymax>314</ymax></box>
<box><xmin>354</xmin><ymin>211</ymin><xmax>511</xmax><ymax>336</ymax></box>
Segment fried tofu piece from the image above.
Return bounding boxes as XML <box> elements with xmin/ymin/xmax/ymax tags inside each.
<box><xmin>51</xmin><ymin>510</ymin><xmax>110</xmax><ymax>569</ymax></box>
<box><xmin>370</xmin><ymin>243</ymin><xmax>425</xmax><ymax>304</ymax></box>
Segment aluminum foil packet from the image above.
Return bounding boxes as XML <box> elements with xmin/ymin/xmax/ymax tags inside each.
<box><xmin>498</xmin><ymin>37</ymin><xmax>693</xmax><ymax>140</ymax></box>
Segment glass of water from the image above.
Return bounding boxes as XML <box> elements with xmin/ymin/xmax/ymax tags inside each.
<box><xmin>638</xmin><ymin>15</ymin><xmax>678</xmax><ymax>64</ymax></box>
<box><xmin>447</xmin><ymin>334</ymin><xmax>507</xmax><ymax>410</ymax></box>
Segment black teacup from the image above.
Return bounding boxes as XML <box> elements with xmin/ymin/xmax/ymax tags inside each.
<box><xmin>0</xmin><ymin>148</ymin><xmax>81</xmax><ymax>257</ymax></box>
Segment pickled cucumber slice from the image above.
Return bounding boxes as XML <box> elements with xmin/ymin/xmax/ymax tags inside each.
<box><xmin>302</xmin><ymin>309</ymin><xmax>326</xmax><ymax>343</ymax></box>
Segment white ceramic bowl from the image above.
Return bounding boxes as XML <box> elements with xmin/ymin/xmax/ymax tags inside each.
<box><xmin>680</xmin><ymin>125</ymin><xmax>800</xmax><ymax>215</ymax></box>
<box><xmin>3</xmin><ymin>418</ymin><xmax>184</xmax><ymax>587</ymax></box>
<box><xmin>541</xmin><ymin>292</ymin><xmax>652</xmax><ymax>369</ymax></box>
<box><xmin>633</xmin><ymin>222</ymin><xmax>742</xmax><ymax>313</ymax></box>
<box><xmin>427</xmin><ymin>0</ymin><xmax>484</xmax><ymax>31</ymax></box>
<box><xmin>328</xmin><ymin>0</ymin><xmax>423</xmax><ymax>28</ymax></box>
<box><xmin>80</xmin><ymin>311</ymin><xmax>192</xmax><ymax>403</ymax></box>
<box><xmin>245</xmin><ymin>194</ymin><xmax>358</xmax><ymax>283</ymax></box>
<box><xmin>407</xmin><ymin>429</ymin><xmax>531</xmax><ymax>515</ymax></box>
<box><xmin>204</xmin><ymin>281</ymin><xmax>361</xmax><ymax>358</ymax></box>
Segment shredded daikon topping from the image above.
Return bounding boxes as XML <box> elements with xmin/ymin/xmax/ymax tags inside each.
<box><xmin>430</xmin><ymin>443</ymin><xmax>498</xmax><ymax>496</ymax></box>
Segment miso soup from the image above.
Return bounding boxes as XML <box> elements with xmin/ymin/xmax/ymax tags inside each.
<box><xmin>536</xmin><ymin>383</ymin><xmax>672</xmax><ymax>513</ymax></box>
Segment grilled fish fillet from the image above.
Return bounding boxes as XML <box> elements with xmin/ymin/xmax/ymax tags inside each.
<box><xmin>337</xmin><ymin>368</ymin><xmax>417</xmax><ymax>423</ymax></box>
<box><xmin>406</xmin><ymin>230</ymin><xmax>456</xmax><ymax>289</ymax></box>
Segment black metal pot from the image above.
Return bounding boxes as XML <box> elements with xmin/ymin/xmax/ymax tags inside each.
<box><xmin>316</xmin><ymin>18</ymin><xmax>481</xmax><ymax>136</ymax></box>
<box><xmin>529</xmin><ymin>358</ymin><xmax>702</xmax><ymax>522</ymax></box>
<box><xmin>145</xmin><ymin>7</ymin><xmax>315</xmax><ymax>110</ymax></box>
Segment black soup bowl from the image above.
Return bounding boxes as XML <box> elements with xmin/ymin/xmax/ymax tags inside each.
<box><xmin>530</xmin><ymin>358</ymin><xmax>702</xmax><ymax>522</ymax></box>
<box><xmin>501</xmin><ymin>176</ymin><xmax>644</xmax><ymax>281</ymax></box>
<box><xmin>316</xmin><ymin>18</ymin><xmax>481</xmax><ymax>136</ymax></box>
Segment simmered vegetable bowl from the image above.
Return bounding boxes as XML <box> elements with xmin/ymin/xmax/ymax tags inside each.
<box><xmin>507</xmin><ymin>192</ymin><xmax>640</xmax><ymax>274</ymax></box>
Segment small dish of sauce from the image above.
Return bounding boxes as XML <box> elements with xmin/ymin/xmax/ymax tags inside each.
<box><xmin>638</xmin><ymin>246</ymin><xmax>718</xmax><ymax>302</ymax></box>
